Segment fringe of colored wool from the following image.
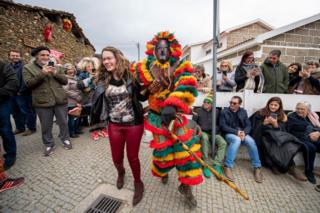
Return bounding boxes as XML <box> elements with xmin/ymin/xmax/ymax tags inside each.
<box><xmin>179</xmin><ymin>175</ymin><xmax>203</xmax><ymax>186</ymax></box>
<box><xmin>162</xmin><ymin>96</ymin><xmax>190</xmax><ymax>114</ymax></box>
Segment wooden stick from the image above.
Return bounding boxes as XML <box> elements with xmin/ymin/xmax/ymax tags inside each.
<box><xmin>169</xmin><ymin>121</ymin><xmax>249</xmax><ymax>200</ymax></box>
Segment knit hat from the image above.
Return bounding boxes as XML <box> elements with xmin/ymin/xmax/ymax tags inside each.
<box><xmin>204</xmin><ymin>95</ymin><xmax>213</xmax><ymax>104</ymax></box>
<box><xmin>31</xmin><ymin>46</ymin><xmax>50</xmax><ymax>57</ymax></box>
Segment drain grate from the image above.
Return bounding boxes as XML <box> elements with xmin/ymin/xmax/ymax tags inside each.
<box><xmin>86</xmin><ymin>194</ymin><xmax>123</xmax><ymax>213</ymax></box>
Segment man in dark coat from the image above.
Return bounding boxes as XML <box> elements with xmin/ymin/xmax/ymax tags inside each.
<box><xmin>9</xmin><ymin>50</ymin><xmax>36</xmax><ymax>136</ymax></box>
<box><xmin>219</xmin><ymin>96</ymin><xmax>262</xmax><ymax>183</ymax></box>
<box><xmin>0</xmin><ymin>62</ymin><xmax>24</xmax><ymax>189</ymax></box>
<box><xmin>0</xmin><ymin>61</ymin><xmax>19</xmax><ymax>170</ymax></box>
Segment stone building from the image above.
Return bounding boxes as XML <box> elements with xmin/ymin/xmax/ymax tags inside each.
<box><xmin>0</xmin><ymin>0</ymin><xmax>95</xmax><ymax>64</ymax></box>
<box><xmin>218</xmin><ymin>13</ymin><xmax>320</xmax><ymax>65</ymax></box>
<box><xmin>182</xmin><ymin>19</ymin><xmax>273</xmax><ymax>73</ymax></box>
<box><xmin>182</xmin><ymin>13</ymin><xmax>320</xmax><ymax>72</ymax></box>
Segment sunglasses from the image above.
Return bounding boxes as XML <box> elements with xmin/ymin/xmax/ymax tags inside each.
<box><xmin>230</xmin><ymin>101</ymin><xmax>239</xmax><ymax>105</ymax></box>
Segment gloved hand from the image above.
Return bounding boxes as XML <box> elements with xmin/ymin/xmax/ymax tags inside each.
<box><xmin>161</xmin><ymin>106</ymin><xmax>176</xmax><ymax>126</ymax></box>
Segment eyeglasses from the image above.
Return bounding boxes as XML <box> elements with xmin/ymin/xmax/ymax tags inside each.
<box><xmin>229</xmin><ymin>101</ymin><xmax>239</xmax><ymax>105</ymax></box>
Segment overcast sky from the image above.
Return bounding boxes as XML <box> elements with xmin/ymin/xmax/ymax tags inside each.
<box><xmin>15</xmin><ymin>0</ymin><xmax>320</xmax><ymax>61</ymax></box>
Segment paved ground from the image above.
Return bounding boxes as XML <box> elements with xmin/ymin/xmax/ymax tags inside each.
<box><xmin>1</xmin><ymin>123</ymin><xmax>320</xmax><ymax>213</ymax></box>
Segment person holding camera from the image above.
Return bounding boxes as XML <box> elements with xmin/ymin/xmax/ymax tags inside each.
<box><xmin>235</xmin><ymin>50</ymin><xmax>264</xmax><ymax>93</ymax></box>
<box><xmin>288</xmin><ymin>64</ymin><xmax>320</xmax><ymax>95</ymax></box>
<box><xmin>216</xmin><ymin>60</ymin><xmax>236</xmax><ymax>92</ymax></box>
<box><xmin>219</xmin><ymin>96</ymin><xmax>263</xmax><ymax>183</ymax></box>
<box><xmin>250</xmin><ymin>97</ymin><xmax>307</xmax><ymax>181</ymax></box>
<box><xmin>23</xmin><ymin>46</ymin><xmax>71</xmax><ymax>156</ymax></box>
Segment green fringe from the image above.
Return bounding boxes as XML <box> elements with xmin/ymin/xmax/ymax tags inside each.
<box><xmin>147</xmin><ymin>112</ymin><xmax>162</xmax><ymax>128</ymax></box>
<box><xmin>153</xmin><ymin>146</ymin><xmax>174</xmax><ymax>157</ymax></box>
<box><xmin>173</xmin><ymin>136</ymin><xmax>199</xmax><ymax>152</ymax></box>
<box><xmin>154</xmin><ymin>162</ymin><xmax>174</xmax><ymax>173</ymax></box>
<box><xmin>175</xmin><ymin>85</ymin><xmax>198</xmax><ymax>97</ymax></box>
<box><xmin>176</xmin><ymin>161</ymin><xmax>201</xmax><ymax>172</ymax></box>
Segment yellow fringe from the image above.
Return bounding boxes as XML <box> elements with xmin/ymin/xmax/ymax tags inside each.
<box><xmin>169</xmin><ymin>91</ymin><xmax>195</xmax><ymax>106</ymax></box>
<box><xmin>174</xmin><ymin>144</ymin><xmax>201</xmax><ymax>159</ymax></box>
<box><xmin>174</xmin><ymin>75</ymin><xmax>197</xmax><ymax>87</ymax></box>
<box><xmin>178</xmin><ymin>168</ymin><xmax>202</xmax><ymax>177</ymax></box>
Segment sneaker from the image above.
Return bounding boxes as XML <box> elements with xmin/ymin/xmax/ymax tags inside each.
<box><xmin>13</xmin><ymin>129</ymin><xmax>24</xmax><ymax>135</ymax></box>
<box><xmin>44</xmin><ymin>146</ymin><xmax>55</xmax><ymax>156</ymax></box>
<box><xmin>91</xmin><ymin>130</ymin><xmax>99</xmax><ymax>141</ymax></box>
<box><xmin>21</xmin><ymin>130</ymin><xmax>36</xmax><ymax>136</ymax></box>
<box><xmin>306</xmin><ymin>172</ymin><xmax>317</xmax><ymax>184</ymax></box>
<box><xmin>63</xmin><ymin>140</ymin><xmax>72</xmax><ymax>150</ymax></box>
<box><xmin>203</xmin><ymin>167</ymin><xmax>211</xmax><ymax>178</ymax></box>
<box><xmin>223</xmin><ymin>167</ymin><xmax>235</xmax><ymax>182</ymax></box>
<box><xmin>288</xmin><ymin>166</ymin><xmax>307</xmax><ymax>181</ymax></box>
<box><xmin>254</xmin><ymin>168</ymin><xmax>263</xmax><ymax>183</ymax></box>
<box><xmin>70</xmin><ymin>134</ymin><xmax>79</xmax><ymax>138</ymax></box>
<box><xmin>99</xmin><ymin>128</ymin><xmax>109</xmax><ymax>138</ymax></box>
<box><xmin>0</xmin><ymin>177</ymin><xmax>24</xmax><ymax>193</ymax></box>
<box><xmin>213</xmin><ymin>165</ymin><xmax>223</xmax><ymax>176</ymax></box>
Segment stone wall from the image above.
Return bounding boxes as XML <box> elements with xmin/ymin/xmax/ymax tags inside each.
<box><xmin>225</xmin><ymin>23</ymin><xmax>271</xmax><ymax>48</ymax></box>
<box><xmin>0</xmin><ymin>4</ymin><xmax>95</xmax><ymax>64</ymax></box>
<box><xmin>260</xmin><ymin>20</ymin><xmax>320</xmax><ymax>65</ymax></box>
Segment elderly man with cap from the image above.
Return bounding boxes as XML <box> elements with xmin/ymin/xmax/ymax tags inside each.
<box><xmin>192</xmin><ymin>95</ymin><xmax>227</xmax><ymax>178</ymax></box>
<box><xmin>23</xmin><ymin>46</ymin><xmax>72</xmax><ymax>156</ymax></box>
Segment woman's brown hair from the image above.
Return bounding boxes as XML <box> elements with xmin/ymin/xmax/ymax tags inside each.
<box><xmin>97</xmin><ymin>46</ymin><xmax>132</xmax><ymax>87</ymax></box>
<box><xmin>259</xmin><ymin>97</ymin><xmax>287</xmax><ymax>122</ymax></box>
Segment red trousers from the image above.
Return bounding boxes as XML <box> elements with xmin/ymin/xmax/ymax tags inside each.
<box><xmin>108</xmin><ymin>122</ymin><xmax>144</xmax><ymax>183</ymax></box>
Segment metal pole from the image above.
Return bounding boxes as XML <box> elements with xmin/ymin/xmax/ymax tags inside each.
<box><xmin>137</xmin><ymin>42</ymin><xmax>140</xmax><ymax>61</ymax></box>
<box><xmin>211</xmin><ymin>0</ymin><xmax>220</xmax><ymax>158</ymax></box>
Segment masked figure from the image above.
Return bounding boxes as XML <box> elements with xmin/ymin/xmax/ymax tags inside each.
<box><xmin>131</xmin><ymin>31</ymin><xmax>202</xmax><ymax>208</ymax></box>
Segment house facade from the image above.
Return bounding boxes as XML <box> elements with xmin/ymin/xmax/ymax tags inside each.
<box><xmin>0</xmin><ymin>0</ymin><xmax>95</xmax><ymax>64</ymax></box>
<box><xmin>182</xmin><ymin>14</ymin><xmax>320</xmax><ymax>73</ymax></box>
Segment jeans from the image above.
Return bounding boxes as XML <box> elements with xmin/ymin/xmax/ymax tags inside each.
<box><xmin>0</xmin><ymin>100</ymin><xmax>17</xmax><ymax>165</ymax></box>
<box><xmin>68</xmin><ymin>107</ymin><xmax>80</xmax><ymax>136</ymax></box>
<box><xmin>300</xmin><ymin>139</ymin><xmax>320</xmax><ymax>175</ymax></box>
<box><xmin>11</xmin><ymin>95</ymin><xmax>36</xmax><ymax>131</ymax></box>
<box><xmin>224</xmin><ymin>134</ymin><xmax>261</xmax><ymax>168</ymax></box>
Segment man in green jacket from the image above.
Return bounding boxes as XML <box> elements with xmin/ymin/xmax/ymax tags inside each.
<box><xmin>23</xmin><ymin>46</ymin><xmax>72</xmax><ymax>156</ymax></box>
<box><xmin>260</xmin><ymin>50</ymin><xmax>289</xmax><ymax>93</ymax></box>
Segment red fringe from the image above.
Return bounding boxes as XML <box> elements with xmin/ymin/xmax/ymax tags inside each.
<box><xmin>177</xmin><ymin>129</ymin><xmax>194</xmax><ymax>142</ymax></box>
<box><xmin>145</xmin><ymin>49</ymin><xmax>153</xmax><ymax>56</ymax></box>
<box><xmin>151</xmin><ymin>169</ymin><xmax>163</xmax><ymax>177</ymax></box>
<box><xmin>137</xmin><ymin>63</ymin><xmax>149</xmax><ymax>85</ymax></box>
<box><xmin>144</xmin><ymin>120</ymin><xmax>167</xmax><ymax>135</ymax></box>
<box><xmin>150</xmin><ymin>139</ymin><xmax>174</xmax><ymax>149</ymax></box>
<box><xmin>174</xmin><ymin>115</ymin><xmax>188</xmax><ymax>127</ymax></box>
<box><xmin>153</xmin><ymin>160</ymin><xmax>175</xmax><ymax>169</ymax></box>
<box><xmin>174</xmin><ymin>66</ymin><xmax>193</xmax><ymax>77</ymax></box>
<box><xmin>175</xmin><ymin>78</ymin><xmax>197</xmax><ymax>88</ymax></box>
<box><xmin>179</xmin><ymin>175</ymin><xmax>203</xmax><ymax>186</ymax></box>
<box><xmin>163</xmin><ymin>97</ymin><xmax>190</xmax><ymax>114</ymax></box>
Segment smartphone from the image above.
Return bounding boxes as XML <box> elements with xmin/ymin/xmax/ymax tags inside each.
<box><xmin>222</xmin><ymin>71</ymin><xmax>227</xmax><ymax>76</ymax></box>
<box><xmin>48</xmin><ymin>61</ymin><xmax>54</xmax><ymax>67</ymax></box>
<box><xmin>270</xmin><ymin>113</ymin><xmax>277</xmax><ymax>119</ymax></box>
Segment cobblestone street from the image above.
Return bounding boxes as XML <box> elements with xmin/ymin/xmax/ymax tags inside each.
<box><xmin>1</xmin><ymin>124</ymin><xmax>320</xmax><ymax>213</ymax></box>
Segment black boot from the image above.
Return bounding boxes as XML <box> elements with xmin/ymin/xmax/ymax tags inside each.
<box><xmin>133</xmin><ymin>181</ymin><xmax>144</xmax><ymax>206</ymax></box>
<box><xmin>178</xmin><ymin>184</ymin><xmax>197</xmax><ymax>209</ymax></box>
<box><xmin>116</xmin><ymin>171</ymin><xmax>125</xmax><ymax>189</ymax></box>
<box><xmin>161</xmin><ymin>174</ymin><xmax>169</xmax><ymax>185</ymax></box>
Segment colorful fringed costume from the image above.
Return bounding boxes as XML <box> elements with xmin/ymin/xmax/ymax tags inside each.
<box><xmin>131</xmin><ymin>31</ymin><xmax>203</xmax><ymax>186</ymax></box>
